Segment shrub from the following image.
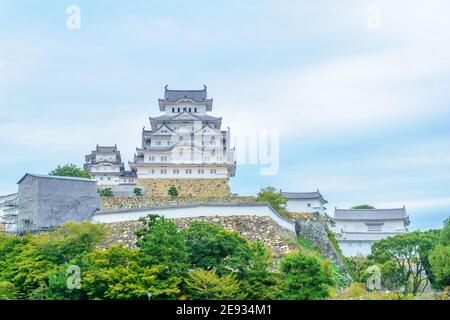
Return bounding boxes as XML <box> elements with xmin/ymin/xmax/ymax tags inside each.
<box><xmin>336</xmin><ymin>283</ymin><xmax>413</xmax><ymax>300</ymax></box>
<box><xmin>351</xmin><ymin>205</ymin><xmax>375</xmax><ymax>209</ymax></box>
<box><xmin>347</xmin><ymin>256</ymin><xmax>372</xmax><ymax>284</ymax></box>
<box><xmin>185</xmin><ymin>269</ymin><xmax>242</xmax><ymax>300</ymax></box>
<box><xmin>35</xmin><ymin>221</ymin><xmax>107</xmax><ymax>264</ymax></box>
<box><xmin>280</xmin><ymin>252</ymin><xmax>334</xmax><ymax>300</ymax></box>
<box><xmin>81</xmin><ymin>245</ymin><xmax>181</xmax><ymax>300</ymax></box>
<box><xmin>49</xmin><ymin>164</ymin><xmax>91</xmax><ymax>179</ymax></box>
<box><xmin>0</xmin><ymin>281</ymin><xmax>17</xmax><ymax>300</ymax></box>
<box><xmin>256</xmin><ymin>187</ymin><xmax>287</xmax><ymax>215</ymax></box>
<box><xmin>133</xmin><ymin>188</ymin><xmax>143</xmax><ymax>197</ymax></box>
<box><xmin>168</xmin><ymin>185</ymin><xmax>179</xmax><ymax>198</ymax></box>
<box><xmin>433</xmin><ymin>287</ymin><xmax>450</xmax><ymax>300</ymax></box>
<box><xmin>99</xmin><ymin>188</ymin><xmax>114</xmax><ymax>197</ymax></box>
<box><xmin>239</xmin><ymin>241</ymin><xmax>282</xmax><ymax>299</ymax></box>
<box><xmin>182</xmin><ymin>221</ymin><xmax>252</xmax><ymax>276</ymax></box>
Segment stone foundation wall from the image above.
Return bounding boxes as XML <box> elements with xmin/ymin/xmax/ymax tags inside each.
<box><xmin>105</xmin><ymin>215</ymin><xmax>298</xmax><ymax>261</ymax></box>
<box><xmin>137</xmin><ymin>178</ymin><xmax>231</xmax><ymax>198</ymax></box>
<box><xmin>100</xmin><ymin>195</ymin><xmax>257</xmax><ymax>211</ymax></box>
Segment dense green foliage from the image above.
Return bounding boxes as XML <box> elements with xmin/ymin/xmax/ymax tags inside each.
<box><xmin>0</xmin><ymin>216</ymin><xmax>341</xmax><ymax>300</ymax></box>
<box><xmin>280</xmin><ymin>252</ymin><xmax>334</xmax><ymax>300</ymax></box>
<box><xmin>370</xmin><ymin>231</ymin><xmax>437</xmax><ymax>295</ymax></box>
<box><xmin>98</xmin><ymin>188</ymin><xmax>114</xmax><ymax>197</ymax></box>
<box><xmin>182</xmin><ymin>221</ymin><xmax>252</xmax><ymax>275</ymax></box>
<box><xmin>133</xmin><ymin>188</ymin><xmax>143</xmax><ymax>197</ymax></box>
<box><xmin>49</xmin><ymin>164</ymin><xmax>91</xmax><ymax>179</ymax></box>
<box><xmin>351</xmin><ymin>204</ymin><xmax>375</xmax><ymax>209</ymax></box>
<box><xmin>429</xmin><ymin>218</ymin><xmax>450</xmax><ymax>288</ymax></box>
<box><xmin>185</xmin><ymin>269</ymin><xmax>242</xmax><ymax>300</ymax></box>
<box><xmin>347</xmin><ymin>256</ymin><xmax>371</xmax><ymax>284</ymax></box>
<box><xmin>326</xmin><ymin>229</ymin><xmax>353</xmax><ymax>280</ymax></box>
<box><xmin>168</xmin><ymin>185</ymin><xmax>179</xmax><ymax>198</ymax></box>
<box><xmin>256</xmin><ymin>187</ymin><xmax>287</xmax><ymax>214</ymax></box>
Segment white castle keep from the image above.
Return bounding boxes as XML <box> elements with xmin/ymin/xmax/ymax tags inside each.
<box><xmin>84</xmin><ymin>86</ymin><xmax>236</xmax><ymax>198</ymax></box>
<box><xmin>129</xmin><ymin>85</ymin><xmax>236</xmax><ymax>179</ymax></box>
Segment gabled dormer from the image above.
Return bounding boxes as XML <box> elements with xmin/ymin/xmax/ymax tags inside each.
<box><xmin>151</xmin><ymin>124</ymin><xmax>178</xmax><ymax>136</ymax></box>
<box><xmin>172</xmin><ymin>111</ymin><xmax>200</xmax><ymax>121</ymax></box>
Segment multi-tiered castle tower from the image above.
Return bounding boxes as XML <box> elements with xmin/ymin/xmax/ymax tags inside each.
<box><xmin>129</xmin><ymin>86</ymin><xmax>236</xmax><ymax>198</ymax></box>
<box><xmin>84</xmin><ymin>145</ymin><xmax>137</xmax><ymax>186</ymax></box>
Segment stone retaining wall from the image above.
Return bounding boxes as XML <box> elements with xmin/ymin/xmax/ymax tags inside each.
<box><xmin>100</xmin><ymin>195</ymin><xmax>257</xmax><ymax>211</ymax></box>
<box><xmin>137</xmin><ymin>178</ymin><xmax>231</xmax><ymax>198</ymax></box>
<box><xmin>105</xmin><ymin>215</ymin><xmax>298</xmax><ymax>260</ymax></box>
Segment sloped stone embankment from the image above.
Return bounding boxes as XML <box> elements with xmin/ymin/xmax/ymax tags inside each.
<box><xmin>105</xmin><ymin>215</ymin><xmax>298</xmax><ymax>260</ymax></box>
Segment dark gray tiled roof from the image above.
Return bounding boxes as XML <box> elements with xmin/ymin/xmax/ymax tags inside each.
<box><xmin>164</xmin><ymin>85</ymin><xmax>208</xmax><ymax>101</ymax></box>
<box><xmin>159</xmin><ymin>86</ymin><xmax>213</xmax><ymax>111</ymax></box>
<box><xmin>282</xmin><ymin>191</ymin><xmax>327</xmax><ymax>204</ymax></box>
<box><xmin>334</xmin><ymin>208</ymin><xmax>408</xmax><ymax>221</ymax></box>
<box><xmin>96</xmin><ymin>145</ymin><xmax>117</xmax><ymax>153</ymax></box>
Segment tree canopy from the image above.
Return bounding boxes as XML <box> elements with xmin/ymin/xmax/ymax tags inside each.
<box><xmin>0</xmin><ymin>217</ymin><xmax>343</xmax><ymax>300</ymax></box>
<box><xmin>351</xmin><ymin>204</ymin><xmax>375</xmax><ymax>209</ymax></box>
<box><xmin>49</xmin><ymin>164</ymin><xmax>91</xmax><ymax>179</ymax></box>
<box><xmin>256</xmin><ymin>187</ymin><xmax>288</xmax><ymax>214</ymax></box>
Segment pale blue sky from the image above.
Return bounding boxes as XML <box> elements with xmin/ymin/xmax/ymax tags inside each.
<box><xmin>1</xmin><ymin>0</ymin><xmax>449</xmax><ymax>230</ymax></box>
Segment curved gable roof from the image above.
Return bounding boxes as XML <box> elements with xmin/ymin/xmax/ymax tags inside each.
<box><xmin>334</xmin><ymin>208</ymin><xmax>409</xmax><ymax>222</ymax></box>
<box><xmin>282</xmin><ymin>191</ymin><xmax>327</xmax><ymax>204</ymax></box>
<box><xmin>159</xmin><ymin>86</ymin><xmax>213</xmax><ymax>111</ymax></box>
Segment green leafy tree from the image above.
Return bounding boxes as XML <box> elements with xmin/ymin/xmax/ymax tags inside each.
<box><xmin>0</xmin><ymin>222</ymin><xmax>107</xmax><ymax>299</ymax></box>
<box><xmin>35</xmin><ymin>222</ymin><xmax>107</xmax><ymax>265</ymax></box>
<box><xmin>99</xmin><ymin>188</ymin><xmax>114</xmax><ymax>197</ymax></box>
<box><xmin>133</xmin><ymin>188</ymin><xmax>143</xmax><ymax>197</ymax></box>
<box><xmin>49</xmin><ymin>164</ymin><xmax>91</xmax><ymax>179</ymax></box>
<box><xmin>185</xmin><ymin>269</ymin><xmax>242</xmax><ymax>300</ymax></box>
<box><xmin>0</xmin><ymin>281</ymin><xmax>17</xmax><ymax>300</ymax></box>
<box><xmin>429</xmin><ymin>245</ymin><xmax>450</xmax><ymax>288</ymax></box>
<box><xmin>168</xmin><ymin>185</ymin><xmax>179</xmax><ymax>198</ymax></box>
<box><xmin>182</xmin><ymin>221</ymin><xmax>252</xmax><ymax>276</ymax></box>
<box><xmin>347</xmin><ymin>256</ymin><xmax>372</xmax><ymax>283</ymax></box>
<box><xmin>429</xmin><ymin>218</ymin><xmax>450</xmax><ymax>288</ymax></box>
<box><xmin>280</xmin><ymin>252</ymin><xmax>334</xmax><ymax>300</ymax></box>
<box><xmin>46</xmin><ymin>266</ymin><xmax>85</xmax><ymax>300</ymax></box>
<box><xmin>136</xmin><ymin>215</ymin><xmax>188</xmax><ymax>277</ymax></box>
<box><xmin>239</xmin><ymin>241</ymin><xmax>282</xmax><ymax>299</ymax></box>
<box><xmin>370</xmin><ymin>231</ymin><xmax>436</xmax><ymax>295</ymax></box>
<box><xmin>81</xmin><ymin>245</ymin><xmax>181</xmax><ymax>300</ymax></box>
<box><xmin>256</xmin><ymin>187</ymin><xmax>287</xmax><ymax>214</ymax></box>
<box><xmin>3</xmin><ymin>241</ymin><xmax>58</xmax><ymax>298</ymax></box>
<box><xmin>351</xmin><ymin>204</ymin><xmax>375</xmax><ymax>209</ymax></box>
